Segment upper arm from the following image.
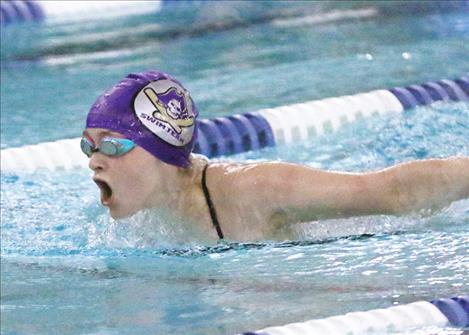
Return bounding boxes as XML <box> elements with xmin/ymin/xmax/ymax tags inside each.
<box><xmin>232</xmin><ymin>162</ymin><xmax>395</xmax><ymax>222</ymax></box>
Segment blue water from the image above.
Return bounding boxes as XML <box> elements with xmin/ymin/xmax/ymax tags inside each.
<box><xmin>1</xmin><ymin>2</ymin><xmax>469</xmax><ymax>335</ymax></box>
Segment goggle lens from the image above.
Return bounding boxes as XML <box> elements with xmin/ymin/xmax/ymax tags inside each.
<box><xmin>100</xmin><ymin>140</ymin><xmax>119</xmax><ymax>156</ymax></box>
<box><xmin>80</xmin><ymin>137</ymin><xmax>94</xmax><ymax>157</ymax></box>
<box><xmin>80</xmin><ymin>137</ymin><xmax>135</xmax><ymax>157</ymax></box>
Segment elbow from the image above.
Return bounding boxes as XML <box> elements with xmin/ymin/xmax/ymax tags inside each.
<box><xmin>371</xmin><ymin>170</ymin><xmax>411</xmax><ymax>215</ymax></box>
<box><xmin>381</xmin><ymin>167</ymin><xmax>438</xmax><ymax>216</ymax></box>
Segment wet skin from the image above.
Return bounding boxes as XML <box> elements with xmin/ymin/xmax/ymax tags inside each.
<box><xmin>84</xmin><ymin>128</ymin><xmax>169</xmax><ymax>219</ymax></box>
<box><xmin>84</xmin><ymin>128</ymin><xmax>469</xmax><ymax>241</ymax></box>
<box><xmin>84</xmin><ymin>128</ymin><xmax>220</xmax><ymax>239</ymax></box>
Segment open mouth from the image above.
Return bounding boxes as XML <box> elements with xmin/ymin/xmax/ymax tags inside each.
<box><xmin>94</xmin><ymin>179</ymin><xmax>113</xmax><ymax>205</ymax></box>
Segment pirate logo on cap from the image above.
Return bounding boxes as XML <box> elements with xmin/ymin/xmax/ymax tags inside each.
<box><xmin>134</xmin><ymin>79</ymin><xmax>196</xmax><ymax>147</ymax></box>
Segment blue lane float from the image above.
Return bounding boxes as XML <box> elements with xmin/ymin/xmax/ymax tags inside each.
<box><xmin>431</xmin><ymin>296</ymin><xmax>469</xmax><ymax>328</ymax></box>
<box><xmin>0</xmin><ymin>0</ymin><xmax>44</xmax><ymax>25</ymax></box>
<box><xmin>0</xmin><ymin>74</ymin><xmax>467</xmax><ymax>172</ymax></box>
<box><xmin>0</xmin><ymin>0</ymin><xmax>163</xmax><ymax>26</ymax></box>
<box><xmin>240</xmin><ymin>296</ymin><xmax>469</xmax><ymax>335</ymax></box>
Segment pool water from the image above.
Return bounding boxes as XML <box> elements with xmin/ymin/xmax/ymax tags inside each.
<box><xmin>1</xmin><ymin>2</ymin><xmax>468</xmax><ymax>334</ymax></box>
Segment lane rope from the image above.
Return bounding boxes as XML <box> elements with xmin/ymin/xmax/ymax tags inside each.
<box><xmin>240</xmin><ymin>296</ymin><xmax>469</xmax><ymax>335</ymax></box>
<box><xmin>0</xmin><ymin>0</ymin><xmax>162</xmax><ymax>25</ymax></box>
<box><xmin>1</xmin><ymin>74</ymin><xmax>467</xmax><ymax>172</ymax></box>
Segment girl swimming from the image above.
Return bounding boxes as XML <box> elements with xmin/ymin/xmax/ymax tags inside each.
<box><xmin>83</xmin><ymin>71</ymin><xmax>469</xmax><ymax>241</ymax></box>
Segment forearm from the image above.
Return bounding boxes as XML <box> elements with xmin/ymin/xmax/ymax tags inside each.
<box><xmin>382</xmin><ymin>157</ymin><xmax>469</xmax><ymax>214</ymax></box>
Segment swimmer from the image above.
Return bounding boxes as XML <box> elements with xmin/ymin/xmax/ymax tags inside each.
<box><xmin>82</xmin><ymin>71</ymin><xmax>469</xmax><ymax>241</ymax></box>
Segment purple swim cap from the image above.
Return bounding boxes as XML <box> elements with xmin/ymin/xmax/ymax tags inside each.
<box><xmin>86</xmin><ymin>71</ymin><xmax>198</xmax><ymax>168</ymax></box>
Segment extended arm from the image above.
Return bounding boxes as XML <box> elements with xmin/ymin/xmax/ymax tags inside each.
<box><xmin>374</xmin><ymin>157</ymin><xmax>469</xmax><ymax>214</ymax></box>
<box><xmin>234</xmin><ymin>157</ymin><xmax>469</xmax><ymax>223</ymax></box>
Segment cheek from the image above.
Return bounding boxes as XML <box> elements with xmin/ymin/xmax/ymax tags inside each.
<box><xmin>112</xmin><ymin>148</ymin><xmax>161</xmax><ymax>211</ymax></box>
<box><xmin>130</xmin><ymin>175</ymin><xmax>151</xmax><ymax>199</ymax></box>
<box><xmin>116</xmin><ymin>158</ymin><xmax>157</xmax><ymax>202</ymax></box>
<box><xmin>110</xmin><ymin>172</ymin><xmax>151</xmax><ymax>218</ymax></box>
<box><xmin>119</xmin><ymin>168</ymin><xmax>148</xmax><ymax>198</ymax></box>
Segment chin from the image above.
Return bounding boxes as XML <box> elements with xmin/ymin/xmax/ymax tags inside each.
<box><xmin>109</xmin><ymin>208</ymin><xmax>134</xmax><ymax>220</ymax></box>
<box><xmin>108</xmin><ymin>200</ymin><xmax>145</xmax><ymax>219</ymax></box>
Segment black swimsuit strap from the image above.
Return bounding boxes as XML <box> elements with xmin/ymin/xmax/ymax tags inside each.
<box><xmin>201</xmin><ymin>163</ymin><xmax>224</xmax><ymax>239</ymax></box>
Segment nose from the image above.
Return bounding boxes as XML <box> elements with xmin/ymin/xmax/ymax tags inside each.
<box><xmin>88</xmin><ymin>152</ymin><xmax>107</xmax><ymax>172</ymax></box>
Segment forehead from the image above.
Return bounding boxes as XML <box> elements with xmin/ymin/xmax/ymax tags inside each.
<box><xmin>83</xmin><ymin>128</ymin><xmax>124</xmax><ymax>141</ymax></box>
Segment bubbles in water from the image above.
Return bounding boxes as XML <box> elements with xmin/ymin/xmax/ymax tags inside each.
<box><xmin>293</xmin><ymin>215</ymin><xmax>428</xmax><ymax>241</ymax></box>
<box><xmin>87</xmin><ymin>208</ymin><xmax>215</xmax><ymax>250</ymax></box>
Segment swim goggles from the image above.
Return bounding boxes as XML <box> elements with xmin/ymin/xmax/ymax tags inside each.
<box><xmin>80</xmin><ymin>136</ymin><xmax>135</xmax><ymax>157</ymax></box>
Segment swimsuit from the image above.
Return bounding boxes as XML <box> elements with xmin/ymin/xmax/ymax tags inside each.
<box><xmin>201</xmin><ymin>164</ymin><xmax>224</xmax><ymax>239</ymax></box>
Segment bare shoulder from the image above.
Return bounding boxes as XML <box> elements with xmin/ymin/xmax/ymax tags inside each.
<box><xmin>203</xmin><ymin>161</ymin><xmax>369</xmax><ymax>238</ymax></box>
<box><xmin>204</xmin><ymin>161</ymin><xmax>319</xmax><ymax>238</ymax></box>
<box><xmin>207</xmin><ymin>161</ymin><xmax>313</xmax><ymax>191</ymax></box>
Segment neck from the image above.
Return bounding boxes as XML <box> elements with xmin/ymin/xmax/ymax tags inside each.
<box><xmin>152</xmin><ymin>155</ymin><xmax>218</xmax><ymax>239</ymax></box>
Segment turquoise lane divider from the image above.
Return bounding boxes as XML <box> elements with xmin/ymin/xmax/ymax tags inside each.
<box><xmin>0</xmin><ymin>74</ymin><xmax>467</xmax><ymax>172</ymax></box>
<box><xmin>240</xmin><ymin>296</ymin><xmax>469</xmax><ymax>335</ymax></box>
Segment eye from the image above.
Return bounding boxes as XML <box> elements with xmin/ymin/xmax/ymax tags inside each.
<box><xmin>100</xmin><ymin>140</ymin><xmax>119</xmax><ymax>155</ymax></box>
<box><xmin>80</xmin><ymin>137</ymin><xmax>95</xmax><ymax>157</ymax></box>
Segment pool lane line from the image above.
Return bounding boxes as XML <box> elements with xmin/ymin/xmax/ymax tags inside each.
<box><xmin>1</xmin><ymin>0</ymin><xmax>44</xmax><ymax>25</ymax></box>
<box><xmin>1</xmin><ymin>0</ymin><xmax>161</xmax><ymax>26</ymax></box>
<box><xmin>239</xmin><ymin>296</ymin><xmax>469</xmax><ymax>335</ymax></box>
<box><xmin>0</xmin><ymin>74</ymin><xmax>467</xmax><ymax>172</ymax></box>
<box><xmin>3</xmin><ymin>1</ymin><xmax>468</xmax><ymax>28</ymax></box>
